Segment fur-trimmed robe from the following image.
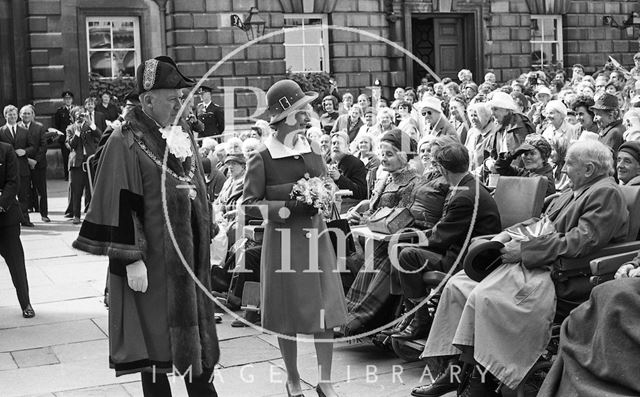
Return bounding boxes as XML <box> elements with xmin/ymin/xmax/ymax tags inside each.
<box><xmin>73</xmin><ymin>107</ymin><xmax>219</xmax><ymax>376</ymax></box>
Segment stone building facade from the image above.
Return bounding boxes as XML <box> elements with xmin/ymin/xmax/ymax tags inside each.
<box><xmin>1</xmin><ymin>0</ymin><xmax>639</xmax><ymax>128</ymax></box>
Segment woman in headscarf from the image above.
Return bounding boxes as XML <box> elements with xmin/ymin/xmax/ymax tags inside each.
<box><xmin>343</xmin><ymin>129</ymin><xmax>446</xmax><ymax>336</ymax></box>
<box><xmin>464</xmin><ymin>102</ymin><xmax>495</xmax><ymax>179</ymax></box>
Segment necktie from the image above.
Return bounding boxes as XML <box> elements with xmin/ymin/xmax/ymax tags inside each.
<box><xmin>10</xmin><ymin>126</ymin><xmax>15</xmax><ymax>139</ymax></box>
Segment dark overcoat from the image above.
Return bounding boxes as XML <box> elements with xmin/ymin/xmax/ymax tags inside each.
<box><xmin>242</xmin><ymin>136</ymin><xmax>347</xmax><ymax>334</ymax></box>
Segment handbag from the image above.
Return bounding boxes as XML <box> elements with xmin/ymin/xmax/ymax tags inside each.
<box><xmin>366</xmin><ymin>206</ymin><xmax>414</xmax><ymax>235</ymax></box>
<box><xmin>326</xmin><ymin>203</ymin><xmax>356</xmax><ymax>257</ymax></box>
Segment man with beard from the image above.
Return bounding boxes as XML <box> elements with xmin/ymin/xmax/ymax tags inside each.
<box><xmin>73</xmin><ymin>56</ymin><xmax>219</xmax><ymax>396</ymax></box>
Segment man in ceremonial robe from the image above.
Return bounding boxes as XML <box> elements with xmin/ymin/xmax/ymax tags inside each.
<box><xmin>73</xmin><ymin>56</ymin><xmax>219</xmax><ymax>397</ymax></box>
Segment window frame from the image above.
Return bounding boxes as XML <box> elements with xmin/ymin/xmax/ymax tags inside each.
<box><xmin>283</xmin><ymin>13</ymin><xmax>330</xmax><ymax>73</ymax></box>
<box><xmin>529</xmin><ymin>15</ymin><xmax>564</xmax><ymax>69</ymax></box>
<box><xmin>85</xmin><ymin>16</ymin><xmax>142</xmax><ymax>79</ymax></box>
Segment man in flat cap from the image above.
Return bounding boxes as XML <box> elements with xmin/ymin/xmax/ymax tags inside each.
<box><xmin>196</xmin><ymin>85</ymin><xmax>225</xmax><ymax>139</ymax></box>
<box><xmin>591</xmin><ymin>92</ymin><xmax>625</xmax><ymax>153</ymax></box>
<box><xmin>73</xmin><ymin>56</ymin><xmax>219</xmax><ymax>396</ymax></box>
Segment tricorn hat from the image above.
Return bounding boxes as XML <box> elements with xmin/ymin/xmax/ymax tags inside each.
<box><xmin>266</xmin><ymin>79</ymin><xmax>318</xmax><ymax>125</ymax></box>
<box><xmin>463</xmin><ymin>239</ymin><xmax>504</xmax><ymax>282</ymax></box>
<box><xmin>135</xmin><ymin>56</ymin><xmax>195</xmax><ymax>95</ymax></box>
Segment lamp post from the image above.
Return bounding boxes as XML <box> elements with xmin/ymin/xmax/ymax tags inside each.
<box><xmin>602</xmin><ymin>12</ymin><xmax>640</xmax><ymax>39</ymax></box>
<box><xmin>231</xmin><ymin>7</ymin><xmax>266</xmax><ymax>41</ymax></box>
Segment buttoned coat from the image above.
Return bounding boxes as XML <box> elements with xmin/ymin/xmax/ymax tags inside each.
<box><xmin>242</xmin><ymin>136</ymin><xmax>347</xmax><ymax>334</ymax></box>
<box><xmin>0</xmin><ymin>124</ymin><xmax>33</xmax><ymax>176</ymax></box>
<box><xmin>21</xmin><ymin>121</ymin><xmax>48</xmax><ymax>169</ymax></box>
<box><xmin>197</xmin><ymin>102</ymin><xmax>225</xmax><ymax>137</ymax></box>
<box><xmin>0</xmin><ymin>142</ymin><xmax>21</xmax><ymax>226</ymax></box>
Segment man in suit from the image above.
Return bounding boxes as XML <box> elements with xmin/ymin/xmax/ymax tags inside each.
<box><xmin>54</xmin><ymin>91</ymin><xmax>74</xmax><ymax>181</ymax></box>
<box><xmin>196</xmin><ymin>85</ymin><xmax>225</xmax><ymax>139</ymax></box>
<box><xmin>84</xmin><ymin>97</ymin><xmax>107</xmax><ymax>134</ymax></box>
<box><xmin>392</xmin><ymin>140</ymin><xmax>501</xmax><ymax>341</ymax></box>
<box><xmin>0</xmin><ymin>141</ymin><xmax>35</xmax><ymax>318</ymax></box>
<box><xmin>0</xmin><ymin>105</ymin><xmax>35</xmax><ymax>227</ymax></box>
<box><xmin>66</xmin><ymin>106</ymin><xmax>101</xmax><ymax>224</ymax></box>
<box><xmin>19</xmin><ymin>105</ymin><xmax>50</xmax><ymax>222</ymax></box>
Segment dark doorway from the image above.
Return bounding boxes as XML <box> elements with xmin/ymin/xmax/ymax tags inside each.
<box><xmin>411</xmin><ymin>14</ymin><xmax>477</xmax><ymax>84</ymax></box>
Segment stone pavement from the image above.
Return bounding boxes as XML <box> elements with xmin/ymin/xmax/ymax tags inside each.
<box><xmin>0</xmin><ymin>179</ymin><xmax>451</xmax><ymax>397</ymax></box>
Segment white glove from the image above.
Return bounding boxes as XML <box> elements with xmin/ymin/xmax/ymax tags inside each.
<box><xmin>126</xmin><ymin>259</ymin><xmax>148</xmax><ymax>292</ymax></box>
<box><xmin>614</xmin><ymin>263</ymin><xmax>637</xmax><ymax>279</ymax></box>
<box><xmin>90</xmin><ymin>122</ymin><xmax>97</xmax><ymax>131</ymax></box>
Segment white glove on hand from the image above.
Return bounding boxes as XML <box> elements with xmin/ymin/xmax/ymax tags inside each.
<box><xmin>615</xmin><ymin>263</ymin><xmax>637</xmax><ymax>279</ymax></box>
<box><xmin>126</xmin><ymin>260</ymin><xmax>148</xmax><ymax>292</ymax></box>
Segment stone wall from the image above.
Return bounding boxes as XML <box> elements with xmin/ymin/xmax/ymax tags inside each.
<box><xmin>485</xmin><ymin>0</ymin><xmax>640</xmax><ymax>81</ymax></box>
<box><xmin>165</xmin><ymin>0</ymin><xmax>397</xmax><ymax>125</ymax></box>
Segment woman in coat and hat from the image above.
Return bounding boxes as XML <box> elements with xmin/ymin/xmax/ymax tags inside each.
<box><xmin>242</xmin><ymin>79</ymin><xmax>347</xmax><ymax>397</ymax></box>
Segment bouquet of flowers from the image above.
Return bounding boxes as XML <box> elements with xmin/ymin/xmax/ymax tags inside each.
<box><xmin>290</xmin><ymin>173</ymin><xmax>337</xmax><ymax>219</ymax></box>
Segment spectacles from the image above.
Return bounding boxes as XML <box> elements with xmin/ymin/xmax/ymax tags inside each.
<box><xmin>421</xmin><ymin>111</ymin><xmax>433</xmax><ymax>116</ymax></box>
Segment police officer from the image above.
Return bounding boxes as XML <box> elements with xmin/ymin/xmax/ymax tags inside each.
<box><xmin>0</xmin><ymin>141</ymin><xmax>34</xmax><ymax>318</ymax></box>
<box><xmin>54</xmin><ymin>91</ymin><xmax>74</xmax><ymax>180</ymax></box>
<box><xmin>196</xmin><ymin>85</ymin><xmax>225</xmax><ymax>139</ymax></box>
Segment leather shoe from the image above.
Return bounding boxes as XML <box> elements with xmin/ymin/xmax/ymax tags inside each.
<box><xmin>380</xmin><ymin>300</ymin><xmax>415</xmax><ymax>336</ymax></box>
<box><xmin>458</xmin><ymin>365</ymin><xmax>500</xmax><ymax>397</ymax></box>
<box><xmin>21</xmin><ymin>221</ymin><xmax>35</xmax><ymax>227</ymax></box>
<box><xmin>411</xmin><ymin>362</ymin><xmax>460</xmax><ymax>397</ymax></box>
<box><xmin>64</xmin><ymin>213</ymin><xmax>73</xmax><ymax>218</ymax></box>
<box><xmin>41</xmin><ymin>216</ymin><xmax>51</xmax><ymax>223</ymax></box>
<box><xmin>72</xmin><ymin>217</ymin><xmax>81</xmax><ymax>225</ymax></box>
<box><xmin>392</xmin><ymin>301</ymin><xmax>431</xmax><ymax>340</ymax></box>
<box><xmin>22</xmin><ymin>305</ymin><xmax>35</xmax><ymax>318</ymax></box>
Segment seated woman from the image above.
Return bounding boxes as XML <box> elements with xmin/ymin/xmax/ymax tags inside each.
<box><xmin>213</xmin><ymin>153</ymin><xmax>246</xmax><ymax>218</ymax></box>
<box><xmin>538</xmin><ymin>256</ymin><xmax>640</xmax><ymax>397</ymax></box>
<box><xmin>494</xmin><ymin>134</ymin><xmax>556</xmax><ymax>197</ymax></box>
<box><xmin>353</xmin><ymin>134</ymin><xmax>381</xmax><ymax>198</ymax></box>
<box><xmin>342</xmin><ymin>129</ymin><xmax>447</xmax><ymax>335</ymax></box>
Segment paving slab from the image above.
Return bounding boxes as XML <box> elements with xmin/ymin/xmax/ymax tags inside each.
<box><xmin>0</xmin><ymin>263</ymin><xmax>54</xmax><ymax>291</ymax></box>
<box><xmin>0</xmin><ymin>319</ymin><xmax>106</xmax><ymax>352</ymax></box>
<box><xmin>91</xmin><ymin>317</ymin><xmax>109</xmax><ymax>337</ymax></box>
<box><xmin>12</xmin><ymin>346</ymin><xmax>60</xmax><ymax>368</ymax></box>
<box><xmin>0</xmin><ymin>358</ymin><xmax>137</xmax><ymax>397</ymax></box>
<box><xmin>52</xmin><ymin>339</ymin><xmax>109</xmax><ymax>364</ymax></box>
<box><xmin>0</xmin><ymin>297</ymin><xmax>107</xmax><ymax>330</ymax></box>
<box><xmin>214</xmin><ymin>360</ymin><xmax>303</xmax><ymax>397</ymax></box>
<box><xmin>270</xmin><ymin>342</ymin><xmax>424</xmax><ymax>386</ymax></box>
<box><xmin>0</xmin><ymin>352</ymin><xmax>17</xmax><ymax>370</ymax></box>
<box><xmin>53</xmin><ymin>384</ymin><xmax>131</xmax><ymax>397</ymax></box>
<box><xmin>218</xmin><ymin>335</ymin><xmax>282</xmax><ymax>368</ymax></box>
<box><xmin>0</xmin><ymin>282</ymin><xmax>102</xmax><ymax>308</ymax></box>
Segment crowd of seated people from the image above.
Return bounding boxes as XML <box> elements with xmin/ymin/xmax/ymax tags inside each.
<box><xmin>204</xmin><ymin>57</ymin><xmax>640</xmax><ymax>396</ymax></box>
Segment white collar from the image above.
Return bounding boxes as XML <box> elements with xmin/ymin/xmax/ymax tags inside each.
<box><xmin>264</xmin><ymin>135</ymin><xmax>312</xmax><ymax>159</ymax></box>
